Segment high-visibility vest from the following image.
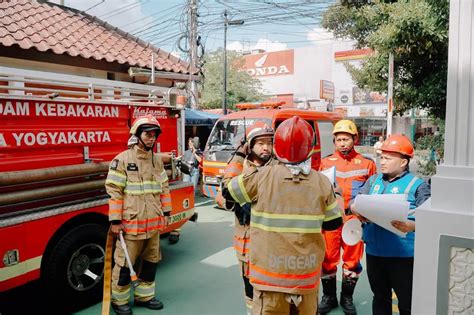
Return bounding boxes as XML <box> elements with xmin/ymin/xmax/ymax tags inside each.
<box><xmin>363</xmin><ymin>172</ymin><xmax>425</xmax><ymax>257</ymax></box>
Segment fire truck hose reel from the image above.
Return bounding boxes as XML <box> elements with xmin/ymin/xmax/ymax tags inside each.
<box><xmin>0</xmin><ymin>179</ymin><xmax>106</xmax><ymax>205</ymax></box>
<box><xmin>0</xmin><ymin>162</ymin><xmax>109</xmax><ymax>186</ymax></box>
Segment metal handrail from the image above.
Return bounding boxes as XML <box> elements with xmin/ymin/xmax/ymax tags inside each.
<box><xmin>0</xmin><ymin>66</ymin><xmax>185</xmax><ymax>106</ymax></box>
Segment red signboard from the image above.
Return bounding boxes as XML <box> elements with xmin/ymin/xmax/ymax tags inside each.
<box><xmin>243</xmin><ymin>49</ymin><xmax>294</xmax><ymax>77</ymax></box>
<box><xmin>334</xmin><ymin>48</ymin><xmax>373</xmax><ymax>61</ymax></box>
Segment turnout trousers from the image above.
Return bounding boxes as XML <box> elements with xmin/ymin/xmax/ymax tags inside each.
<box><xmin>111</xmin><ymin>232</ymin><xmax>161</xmax><ymax>306</ymax></box>
<box><xmin>252</xmin><ymin>289</ymin><xmax>318</xmax><ymax>315</ymax></box>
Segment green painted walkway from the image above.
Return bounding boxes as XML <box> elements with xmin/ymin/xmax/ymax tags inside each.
<box><xmin>75</xmin><ymin>195</ymin><xmax>387</xmax><ymax>315</ymax></box>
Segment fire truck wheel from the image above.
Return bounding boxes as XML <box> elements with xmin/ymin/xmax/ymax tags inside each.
<box><xmin>42</xmin><ymin>223</ymin><xmax>107</xmax><ymax>308</ymax></box>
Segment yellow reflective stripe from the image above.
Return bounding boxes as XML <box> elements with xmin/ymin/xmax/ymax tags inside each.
<box><xmin>109</xmin><ymin>170</ymin><xmax>126</xmax><ymax>179</ymax></box>
<box><xmin>112</xmin><ymin>287</ymin><xmax>131</xmax><ymax>302</ymax></box>
<box><xmin>106</xmin><ymin>171</ymin><xmax>127</xmax><ymax>187</ymax></box>
<box><xmin>237</xmin><ymin>176</ymin><xmax>251</xmax><ymax>203</ymax></box>
<box><xmin>106</xmin><ymin>178</ymin><xmax>126</xmax><ymax>187</ymax></box>
<box><xmin>323</xmin><ymin>213</ymin><xmax>342</xmax><ymax>222</ymax></box>
<box><xmin>251</xmin><ymin>222</ymin><xmax>321</xmax><ymax>233</ymax></box>
<box><xmin>252</xmin><ymin>210</ymin><xmax>325</xmax><ymax>221</ymax></box>
<box><xmin>134</xmin><ymin>283</ymin><xmax>155</xmax><ymax>298</ymax></box>
<box><xmin>124</xmin><ymin>181</ymin><xmax>162</xmax><ymax>194</ymax></box>
<box><xmin>324</xmin><ymin>201</ymin><xmax>341</xmax><ymax>222</ymax></box>
<box><xmin>160</xmin><ymin>170</ymin><xmax>168</xmax><ymax>182</ymax></box>
<box><xmin>325</xmin><ymin>201</ymin><xmax>337</xmax><ymax>211</ymax></box>
<box><xmin>251</xmin><ymin>212</ymin><xmax>324</xmax><ymax>233</ymax></box>
<box><xmin>322</xmin><ymin>201</ymin><xmax>341</xmax><ymax>221</ymax></box>
<box><xmin>228</xmin><ymin>176</ymin><xmax>251</xmax><ymax>204</ymax></box>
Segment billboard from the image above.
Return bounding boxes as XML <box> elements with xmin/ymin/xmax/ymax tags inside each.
<box><xmin>243</xmin><ymin>50</ymin><xmax>294</xmax><ymax>77</ymax></box>
<box><xmin>352</xmin><ymin>87</ymin><xmax>387</xmax><ymax>104</ymax></box>
<box><xmin>320</xmin><ymin>80</ymin><xmax>335</xmax><ymax>102</ymax></box>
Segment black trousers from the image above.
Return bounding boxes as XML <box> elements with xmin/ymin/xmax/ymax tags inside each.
<box><xmin>366</xmin><ymin>254</ymin><xmax>414</xmax><ymax>315</ymax></box>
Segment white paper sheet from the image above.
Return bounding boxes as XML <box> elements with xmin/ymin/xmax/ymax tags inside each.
<box><xmin>320</xmin><ymin>166</ymin><xmax>336</xmax><ymax>186</ymax></box>
<box><xmin>354</xmin><ymin>194</ymin><xmax>410</xmax><ymax>237</ymax></box>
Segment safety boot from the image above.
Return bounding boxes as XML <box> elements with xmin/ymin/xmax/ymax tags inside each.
<box><xmin>340</xmin><ymin>276</ymin><xmax>358</xmax><ymax>315</ymax></box>
<box><xmin>112</xmin><ymin>303</ymin><xmax>132</xmax><ymax>315</ymax></box>
<box><xmin>168</xmin><ymin>232</ymin><xmax>180</xmax><ymax>245</ymax></box>
<box><xmin>318</xmin><ymin>276</ymin><xmax>338</xmax><ymax>314</ymax></box>
<box><xmin>135</xmin><ymin>297</ymin><xmax>164</xmax><ymax>310</ymax></box>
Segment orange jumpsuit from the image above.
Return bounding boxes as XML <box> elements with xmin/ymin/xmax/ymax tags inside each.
<box><xmin>320</xmin><ymin>149</ymin><xmax>376</xmax><ymax>278</ymax></box>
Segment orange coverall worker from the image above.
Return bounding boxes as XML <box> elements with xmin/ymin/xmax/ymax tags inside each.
<box><xmin>225</xmin><ymin>162</ymin><xmax>343</xmax><ymax>315</ymax></box>
<box><xmin>320</xmin><ymin>149</ymin><xmax>376</xmax><ymax>277</ymax></box>
<box><xmin>319</xmin><ymin>149</ymin><xmax>376</xmax><ymax>309</ymax></box>
<box><xmin>105</xmin><ymin>145</ymin><xmax>172</xmax><ymax>307</ymax></box>
<box><xmin>222</xmin><ymin>153</ymin><xmax>274</xmax><ymax>314</ymax></box>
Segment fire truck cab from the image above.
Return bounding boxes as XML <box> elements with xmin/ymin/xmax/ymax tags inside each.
<box><xmin>202</xmin><ymin>102</ymin><xmax>342</xmax><ymax>198</ymax></box>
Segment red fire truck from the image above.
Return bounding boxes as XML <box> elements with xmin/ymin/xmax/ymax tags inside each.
<box><xmin>202</xmin><ymin>102</ymin><xmax>342</xmax><ymax>199</ymax></box>
<box><xmin>0</xmin><ymin>66</ymin><xmax>195</xmax><ymax>304</ymax></box>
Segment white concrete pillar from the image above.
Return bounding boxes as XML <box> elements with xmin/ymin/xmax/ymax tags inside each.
<box><xmin>412</xmin><ymin>1</ymin><xmax>474</xmax><ymax>314</ymax></box>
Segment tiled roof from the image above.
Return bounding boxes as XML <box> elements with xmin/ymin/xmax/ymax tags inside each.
<box><xmin>0</xmin><ymin>0</ymin><xmax>192</xmax><ymax>74</ymax></box>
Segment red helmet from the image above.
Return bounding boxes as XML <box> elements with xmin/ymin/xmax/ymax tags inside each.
<box><xmin>273</xmin><ymin>116</ymin><xmax>315</xmax><ymax>164</ymax></box>
<box><xmin>246</xmin><ymin>121</ymin><xmax>274</xmax><ymax>148</ymax></box>
<box><xmin>380</xmin><ymin>134</ymin><xmax>414</xmax><ymax>158</ymax></box>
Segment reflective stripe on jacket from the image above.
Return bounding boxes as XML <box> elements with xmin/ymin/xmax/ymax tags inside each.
<box><xmin>227</xmin><ymin>163</ymin><xmax>342</xmax><ymax>295</ymax></box>
<box><xmin>222</xmin><ymin>154</ymin><xmax>274</xmax><ymax>262</ymax></box>
<box><xmin>105</xmin><ymin>145</ymin><xmax>171</xmax><ymax>239</ymax></box>
<box><xmin>362</xmin><ymin>172</ymin><xmax>425</xmax><ymax>257</ymax></box>
<box><xmin>320</xmin><ymin>150</ymin><xmax>376</xmax><ymax>209</ymax></box>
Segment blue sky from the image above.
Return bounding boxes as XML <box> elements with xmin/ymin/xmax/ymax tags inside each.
<box><xmin>56</xmin><ymin>0</ymin><xmax>337</xmax><ymax>60</ymax></box>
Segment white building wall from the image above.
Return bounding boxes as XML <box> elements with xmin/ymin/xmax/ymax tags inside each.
<box><xmin>0</xmin><ymin>56</ymin><xmax>107</xmax><ymax>79</ymax></box>
<box><xmin>331</xmin><ymin>41</ymin><xmax>359</xmax><ymax>106</ymax></box>
<box><xmin>258</xmin><ymin>41</ymin><xmax>355</xmax><ymax>103</ymax></box>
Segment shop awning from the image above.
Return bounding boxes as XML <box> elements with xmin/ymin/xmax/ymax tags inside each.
<box><xmin>184</xmin><ymin>109</ymin><xmax>221</xmax><ymax>126</ymax></box>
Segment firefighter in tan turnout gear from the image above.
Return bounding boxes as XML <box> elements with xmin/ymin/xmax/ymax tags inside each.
<box><xmin>220</xmin><ymin>121</ymin><xmax>275</xmax><ymax>315</ymax></box>
<box><xmin>223</xmin><ymin>116</ymin><xmax>343</xmax><ymax>315</ymax></box>
<box><xmin>105</xmin><ymin>114</ymin><xmax>172</xmax><ymax>315</ymax></box>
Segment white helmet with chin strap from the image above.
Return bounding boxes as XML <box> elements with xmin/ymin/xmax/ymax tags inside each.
<box><xmin>129</xmin><ymin>114</ymin><xmax>161</xmax><ymax>151</ymax></box>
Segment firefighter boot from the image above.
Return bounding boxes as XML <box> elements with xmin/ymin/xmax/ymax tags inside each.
<box><xmin>318</xmin><ymin>277</ymin><xmax>338</xmax><ymax>314</ymax></box>
<box><xmin>168</xmin><ymin>231</ymin><xmax>180</xmax><ymax>245</ymax></box>
<box><xmin>112</xmin><ymin>303</ymin><xmax>132</xmax><ymax>315</ymax></box>
<box><xmin>340</xmin><ymin>276</ymin><xmax>358</xmax><ymax>315</ymax></box>
<box><xmin>135</xmin><ymin>297</ymin><xmax>164</xmax><ymax>310</ymax></box>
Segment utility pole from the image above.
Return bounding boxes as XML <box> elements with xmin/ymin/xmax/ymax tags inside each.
<box><xmin>188</xmin><ymin>0</ymin><xmax>198</xmax><ymax>109</ymax></box>
<box><xmin>222</xmin><ymin>10</ymin><xmax>244</xmax><ymax>115</ymax></box>
<box><xmin>387</xmin><ymin>53</ymin><xmax>394</xmax><ymax>136</ymax></box>
<box><xmin>222</xmin><ymin>10</ymin><xmax>228</xmax><ymax>115</ymax></box>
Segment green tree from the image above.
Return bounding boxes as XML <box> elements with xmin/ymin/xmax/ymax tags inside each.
<box><xmin>322</xmin><ymin>0</ymin><xmax>449</xmax><ymax>119</ymax></box>
<box><xmin>199</xmin><ymin>49</ymin><xmax>264</xmax><ymax>109</ymax></box>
